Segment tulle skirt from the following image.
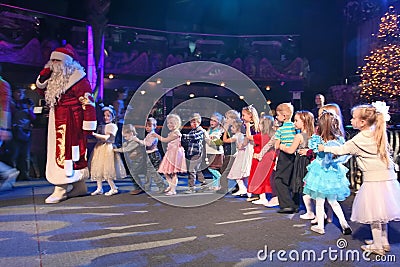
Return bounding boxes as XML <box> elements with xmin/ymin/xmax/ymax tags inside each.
<box><xmin>303</xmin><ymin>159</ymin><xmax>350</xmax><ymax>201</ymax></box>
<box><xmin>158</xmin><ymin>146</ymin><xmax>187</xmax><ymax>174</ymax></box>
<box><xmin>89</xmin><ymin>142</ymin><xmax>126</xmax><ymax>181</ymax></box>
<box><xmin>351</xmin><ymin>179</ymin><xmax>400</xmax><ymax>224</ymax></box>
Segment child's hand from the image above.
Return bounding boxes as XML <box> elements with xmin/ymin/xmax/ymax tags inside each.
<box><xmin>149</xmin><ymin>132</ymin><xmax>158</xmax><ymax>138</ymax></box>
<box><xmin>253</xmin><ymin>153</ymin><xmax>262</xmax><ymax>161</ymax></box>
<box><xmin>279</xmin><ymin>144</ymin><xmax>286</xmax><ymax>150</ymax></box>
<box><xmin>297</xmin><ymin>148</ymin><xmax>307</xmax><ymax>155</ymax></box>
<box><xmin>245</xmin><ymin>121</ymin><xmax>251</xmax><ymax>128</ymax></box>
<box><xmin>318</xmin><ymin>144</ymin><xmax>324</xmax><ymax>152</ymax></box>
<box><xmin>132</xmin><ymin>136</ymin><xmax>139</xmax><ymax>142</ymax></box>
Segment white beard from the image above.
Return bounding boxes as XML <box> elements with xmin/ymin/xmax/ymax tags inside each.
<box><xmin>45</xmin><ymin>60</ymin><xmax>84</xmax><ymax>107</ymax></box>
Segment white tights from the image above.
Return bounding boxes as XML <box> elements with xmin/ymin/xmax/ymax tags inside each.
<box><xmin>315</xmin><ymin>198</ymin><xmax>349</xmax><ymax>230</ymax></box>
<box><xmin>370</xmin><ymin>223</ymin><xmax>389</xmax><ymax>249</ymax></box>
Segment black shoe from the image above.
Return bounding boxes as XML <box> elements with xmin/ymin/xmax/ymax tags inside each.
<box><xmin>342</xmin><ymin>227</ymin><xmax>352</xmax><ymax>235</ymax></box>
<box><xmin>277</xmin><ymin>207</ymin><xmax>295</xmax><ymax>214</ymax></box>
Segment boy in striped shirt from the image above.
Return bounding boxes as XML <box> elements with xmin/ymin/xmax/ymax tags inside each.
<box><xmin>274</xmin><ymin>103</ymin><xmax>297</xmax><ymax>214</ymax></box>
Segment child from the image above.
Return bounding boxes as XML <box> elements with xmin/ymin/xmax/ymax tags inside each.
<box><xmin>226</xmin><ymin>119</ymin><xmax>250</xmax><ymax>195</ymax></box>
<box><xmin>90</xmin><ymin>106</ymin><xmax>126</xmax><ymax>196</ymax></box>
<box><xmin>303</xmin><ymin>111</ymin><xmax>352</xmax><ymax>235</ymax></box>
<box><xmin>319</xmin><ymin>102</ymin><xmax>400</xmax><ymax>255</ymax></box>
<box><xmin>218</xmin><ymin>109</ymin><xmax>242</xmax><ymax>194</ymax></box>
<box><xmin>113</xmin><ymin>124</ymin><xmax>146</xmax><ymax>195</ymax></box>
<box><xmin>247</xmin><ymin>115</ymin><xmax>276</xmax><ymax>205</ymax></box>
<box><xmin>133</xmin><ymin>117</ymin><xmax>166</xmax><ymax>193</ymax></box>
<box><xmin>182</xmin><ymin>113</ymin><xmax>206</xmax><ymax>194</ymax></box>
<box><xmin>151</xmin><ymin>114</ymin><xmax>186</xmax><ymax>195</ymax></box>
<box><xmin>280</xmin><ymin>110</ymin><xmax>315</xmax><ymax>219</ymax></box>
<box><xmin>274</xmin><ymin>102</ymin><xmax>297</xmax><ymax>213</ymax></box>
<box><xmin>242</xmin><ymin>105</ymin><xmax>260</xmax><ymax>201</ymax></box>
<box><xmin>204</xmin><ymin>112</ymin><xmax>224</xmax><ymax>191</ymax></box>
<box><xmin>318</xmin><ymin>103</ymin><xmax>346</xmax><ymax>137</ymax></box>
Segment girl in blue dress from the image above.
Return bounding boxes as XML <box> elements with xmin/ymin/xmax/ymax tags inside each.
<box><xmin>303</xmin><ymin>111</ymin><xmax>352</xmax><ymax>235</ymax></box>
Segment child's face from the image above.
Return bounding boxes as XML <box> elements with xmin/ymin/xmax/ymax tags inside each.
<box><xmin>209</xmin><ymin>117</ymin><xmax>219</xmax><ymax>128</ymax></box>
<box><xmin>241</xmin><ymin>110</ymin><xmax>252</xmax><ymax>123</ymax></box>
<box><xmin>103</xmin><ymin>110</ymin><xmax>113</xmax><ymax>124</ymax></box>
<box><xmin>145</xmin><ymin>122</ymin><xmax>155</xmax><ymax>133</ymax></box>
<box><xmin>350</xmin><ymin>109</ymin><xmax>365</xmax><ymax>130</ymax></box>
<box><xmin>190</xmin><ymin>119</ymin><xmax>200</xmax><ymax>129</ymax></box>
<box><xmin>224</xmin><ymin>116</ymin><xmax>234</xmax><ymax>125</ymax></box>
<box><xmin>167</xmin><ymin>119</ymin><xmax>177</xmax><ymax>131</ymax></box>
<box><xmin>123</xmin><ymin>131</ymin><xmax>134</xmax><ymax>141</ymax></box>
<box><xmin>293</xmin><ymin>114</ymin><xmax>304</xmax><ymax>130</ymax></box>
<box><xmin>231</xmin><ymin>125</ymin><xmax>239</xmax><ymax>134</ymax></box>
<box><xmin>275</xmin><ymin>111</ymin><xmax>285</xmax><ymax>123</ymax></box>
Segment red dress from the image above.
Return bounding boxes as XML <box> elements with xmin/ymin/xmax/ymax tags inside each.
<box><xmin>248</xmin><ymin>133</ymin><xmax>275</xmax><ymax>194</ymax></box>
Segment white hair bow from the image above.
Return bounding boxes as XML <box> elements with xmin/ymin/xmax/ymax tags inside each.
<box><xmin>372</xmin><ymin>101</ymin><xmax>391</xmax><ymax>122</ymax></box>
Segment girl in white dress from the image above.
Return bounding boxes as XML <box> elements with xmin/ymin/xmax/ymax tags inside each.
<box><xmin>226</xmin><ymin>119</ymin><xmax>252</xmax><ymax>195</ymax></box>
<box><xmin>89</xmin><ymin>106</ymin><xmax>126</xmax><ymax>196</ymax></box>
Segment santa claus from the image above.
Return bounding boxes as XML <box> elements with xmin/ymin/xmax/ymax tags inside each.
<box><xmin>35</xmin><ymin>46</ymin><xmax>97</xmax><ymax>204</ymax></box>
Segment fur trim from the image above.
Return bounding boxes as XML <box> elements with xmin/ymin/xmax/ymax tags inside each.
<box><xmin>64</xmin><ymin>160</ymin><xmax>74</xmax><ymax>177</ymax></box>
<box><xmin>36</xmin><ymin>76</ymin><xmax>48</xmax><ymax>89</ymax></box>
<box><xmin>51</xmin><ymin>51</ymin><xmax>73</xmax><ymax>64</ymax></box>
<box><xmin>72</xmin><ymin>146</ymin><xmax>80</xmax><ymax>161</ymax></box>
<box><xmin>83</xmin><ymin>120</ymin><xmax>97</xmax><ymax>131</ymax></box>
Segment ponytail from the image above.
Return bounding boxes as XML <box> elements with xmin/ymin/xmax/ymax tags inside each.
<box><xmin>374</xmin><ymin>112</ymin><xmax>391</xmax><ymax>168</ymax></box>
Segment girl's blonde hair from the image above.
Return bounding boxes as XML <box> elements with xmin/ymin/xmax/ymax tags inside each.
<box><xmin>167</xmin><ymin>114</ymin><xmax>182</xmax><ymax>129</ymax></box>
<box><xmin>122</xmin><ymin>124</ymin><xmax>137</xmax><ymax>135</ymax></box>
<box><xmin>225</xmin><ymin>109</ymin><xmax>240</xmax><ymax>120</ymax></box>
<box><xmin>259</xmin><ymin>115</ymin><xmax>275</xmax><ymax>137</ymax></box>
<box><xmin>242</xmin><ymin>105</ymin><xmax>260</xmax><ymax>132</ymax></box>
<box><xmin>317</xmin><ymin>111</ymin><xmax>342</xmax><ymax>142</ymax></box>
<box><xmin>352</xmin><ymin>105</ymin><xmax>391</xmax><ymax>167</ymax></box>
<box><xmin>295</xmin><ymin>110</ymin><xmax>315</xmax><ymax>138</ymax></box>
<box><xmin>319</xmin><ymin>103</ymin><xmax>345</xmax><ymax>137</ymax></box>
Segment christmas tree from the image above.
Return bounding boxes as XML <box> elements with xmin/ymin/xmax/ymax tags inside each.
<box><xmin>359</xmin><ymin>6</ymin><xmax>400</xmax><ymax>102</ymax></box>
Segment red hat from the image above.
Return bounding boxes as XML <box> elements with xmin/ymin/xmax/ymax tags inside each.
<box><xmin>50</xmin><ymin>47</ymin><xmax>74</xmax><ymax>63</ymax></box>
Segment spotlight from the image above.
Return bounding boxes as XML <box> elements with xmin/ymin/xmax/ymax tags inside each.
<box><xmin>108</xmin><ymin>74</ymin><xmax>114</xmax><ymax>79</ymax></box>
<box><xmin>186</xmin><ymin>80</ymin><xmax>191</xmax><ymax>86</ymax></box>
<box><xmin>140</xmin><ymin>90</ymin><xmax>146</xmax><ymax>95</ymax></box>
<box><xmin>265</xmin><ymin>85</ymin><xmax>271</xmax><ymax>91</ymax></box>
<box><xmin>239</xmin><ymin>95</ymin><xmax>244</xmax><ymax>100</ymax></box>
<box><xmin>189</xmin><ymin>93</ymin><xmax>195</xmax><ymax>98</ymax></box>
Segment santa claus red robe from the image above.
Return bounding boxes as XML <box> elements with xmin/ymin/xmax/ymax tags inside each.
<box><xmin>36</xmin><ymin>69</ymin><xmax>96</xmax><ymax>185</ymax></box>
